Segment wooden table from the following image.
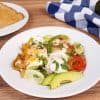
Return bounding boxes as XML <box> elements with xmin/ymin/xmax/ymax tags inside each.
<box><xmin>0</xmin><ymin>0</ymin><xmax>100</xmax><ymax>100</ymax></box>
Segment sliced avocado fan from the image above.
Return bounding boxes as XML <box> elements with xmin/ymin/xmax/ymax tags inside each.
<box><xmin>50</xmin><ymin>71</ymin><xmax>83</xmax><ymax>89</ymax></box>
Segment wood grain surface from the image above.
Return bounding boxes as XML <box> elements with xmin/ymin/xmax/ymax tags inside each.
<box><xmin>0</xmin><ymin>0</ymin><xmax>100</xmax><ymax>100</ymax></box>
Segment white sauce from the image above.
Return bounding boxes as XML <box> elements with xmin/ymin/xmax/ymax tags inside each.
<box><xmin>45</xmin><ymin>49</ymin><xmax>68</xmax><ymax>73</ymax></box>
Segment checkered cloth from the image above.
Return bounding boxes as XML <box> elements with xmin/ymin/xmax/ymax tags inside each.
<box><xmin>46</xmin><ymin>0</ymin><xmax>100</xmax><ymax>37</ymax></box>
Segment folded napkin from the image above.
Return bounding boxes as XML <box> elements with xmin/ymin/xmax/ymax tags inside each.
<box><xmin>46</xmin><ymin>0</ymin><xmax>100</xmax><ymax>38</ymax></box>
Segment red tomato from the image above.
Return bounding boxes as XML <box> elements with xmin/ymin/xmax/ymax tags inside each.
<box><xmin>68</xmin><ymin>55</ymin><xmax>86</xmax><ymax>71</ymax></box>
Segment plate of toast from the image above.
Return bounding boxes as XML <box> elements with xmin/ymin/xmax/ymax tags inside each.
<box><xmin>0</xmin><ymin>2</ymin><xmax>29</xmax><ymax>36</ymax></box>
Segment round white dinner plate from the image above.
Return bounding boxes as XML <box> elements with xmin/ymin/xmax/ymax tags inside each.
<box><xmin>0</xmin><ymin>26</ymin><xmax>100</xmax><ymax>98</ymax></box>
<box><xmin>0</xmin><ymin>2</ymin><xmax>29</xmax><ymax>37</ymax></box>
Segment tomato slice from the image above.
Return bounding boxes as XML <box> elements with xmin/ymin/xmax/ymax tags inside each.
<box><xmin>68</xmin><ymin>55</ymin><xmax>86</xmax><ymax>71</ymax></box>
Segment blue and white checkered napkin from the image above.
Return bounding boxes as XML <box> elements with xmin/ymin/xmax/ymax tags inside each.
<box><xmin>46</xmin><ymin>0</ymin><xmax>100</xmax><ymax>37</ymax></box>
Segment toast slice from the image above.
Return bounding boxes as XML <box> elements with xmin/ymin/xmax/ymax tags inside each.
<box><xmin>0</xmin><ymin>3</ymin><xmax>24</xmax><ymax>28</ymax></box>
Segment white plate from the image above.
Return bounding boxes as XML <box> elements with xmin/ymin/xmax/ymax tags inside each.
<box><xmin>0</xmin><ymin>2</ymin><xmax>29</xmax><ymax>37</ymax></box>
<box><xmin>0</xmin><ymin>26</ymin><xmax>100</xmax><ymax>98</ymax></box>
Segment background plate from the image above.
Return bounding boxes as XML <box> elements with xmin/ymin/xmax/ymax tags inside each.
<box><xmin>0</xmin><ymin>2</ymin><xmax>29</xmax><ymax>37</ymax></box>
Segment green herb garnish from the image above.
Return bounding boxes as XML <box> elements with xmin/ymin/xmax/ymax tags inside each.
<box><xmin>38</xmin><ymin>55</ymin><xmax>48</xmax><ymax>65</ymax></box>
<box><xmin>53</xmin><ymin>60</ymin><xmax>59</xmax><ymax>71</ymax></box>
<box><xmin>61</xmin><ymin>59</ymin><xmax>67</xmax><ymax>70</ymax></box>
<box><xmin>33</xmin><ymin>74</ymin><xmax>39</xmax><ymax>78</ymax></box>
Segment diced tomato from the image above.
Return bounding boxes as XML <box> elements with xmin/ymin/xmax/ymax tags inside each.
<box><xmin>67</xmin><ymin>43</ymin><xmax>74</xmax><ymax>49</ymax></box>
<box><xmin>66</xmin><ymin>43</ymin><xmax>75</xmax><ymax>56</ymax></box>
<box><xmin>68</xmin><ymin>55</ymin><xmax>86</xmax><ymax>71</ymax></box>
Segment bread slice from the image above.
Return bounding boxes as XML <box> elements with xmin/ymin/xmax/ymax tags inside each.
<box><xmin>0</xmin><ymin>3</ymin><xmax>24</xmax><ymax>28</ymax></box>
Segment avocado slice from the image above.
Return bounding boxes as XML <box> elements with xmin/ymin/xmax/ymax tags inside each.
<box><xmin>50</xmin><ymin>71</ymin><xmax>83</xmax><ymax>89</ymax></box>
<box><xmin>42</xmin><ymin>74</ymin><xmax>56</xmax><ymax>86</ymax></box>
